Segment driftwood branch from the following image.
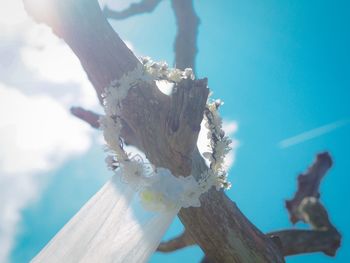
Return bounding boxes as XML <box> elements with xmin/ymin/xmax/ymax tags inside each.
<box><xmin>157</xmin><ymin>230</ymin><xmax>195</xmax><ymax>252</ymax></box>
<box><xmin>24</xmin><ymin>0</ymin><xmax>284</xmax><ymax>262</ymax></box>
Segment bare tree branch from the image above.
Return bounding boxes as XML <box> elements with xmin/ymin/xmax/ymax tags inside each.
<box><xmin>70</xmin><ymin>106</ymin><xmax>101</xmax><ymax>128</ymax></box>
<box><xmin>103</xmin><ymin>0</ymin><xmax>162</xmax><ymax>20</ymax></box>
<box><xmin>267</xmin><ymin>152</ymin><xmax>341</xmax><ymax>257</ymax></box>
<box><xmin>171</xmin><ymin>0</ymin><xmax>199</xmax><ymax>71</ymax></box>
<box><xmin>157</xmin><ymin>230</ymin><xmax>195</xmax><ymax>252</ymax></box>
<box><xmin>268</xmin><ymin>229</ymin><xmax>341</xmax><ymax>257</ymax></box>
<box><xmin>286</xmin><ymin>152</ymin><xmax>332</xmax><ymax>224</ymax></box>
<box><xmin>269</xmin><ymin>198</ymin><xmax>341</xmax><ymax>257</ymax></box>
<box><xmin>70</xmin><ymin>106</ymin><xmax>143</xmax><ymax>149</ymax></box>
<box><xmin>177</xmin><ymin>195</ymin><xmax>342</xmax><ymax>259</ymax></box>
<box><xmin>299</xmin><ymin>197</ymin><xmax>335</xmax><ymax>230</ymax></box>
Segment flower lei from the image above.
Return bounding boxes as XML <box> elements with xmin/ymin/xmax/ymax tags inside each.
<box><xmin>100</xmin><ymin>57</ymin><xmax>232</xmax><ymax>212</ymax></box>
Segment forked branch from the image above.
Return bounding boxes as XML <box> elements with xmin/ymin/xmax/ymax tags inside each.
<box><xmin>269</xmin><ymin>152</ymin><xmax>341</xmax><ymax>257</ymax></box>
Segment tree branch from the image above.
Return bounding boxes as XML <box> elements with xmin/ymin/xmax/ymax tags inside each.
<box><xmin>103</xmin><ymin>0</ymin><xmax>162</xmax><ymax>20</ymax></box>
<box><xmin>268</xmin><ymin>229</ymin><xmax>341</xmax><ymax>257</ymax></box>
<box><xmin>157</xmin><ymin>230</ymin><xmax>195</xmax><ymax>252</ymax></box>
<box><xmin>24</xmin><ymin>1</ymin><xmax>284</xmax><ymax>262</ymax></box>
<box><xmin>171</xmin><ymin>0</ymin><xmax>199</xmax><ymax>71</ymax></box>
<box><xmin>268</xmin><ymin>198</ymin><xmax>341</xmax><ymax>257</ymax></box>
<box><xmin>70</xmin><ymin>106</ymin><xmax>101</xmax><ymax>128</ymax></box>
<box><xmin>267</xmin><ymin>152</ymin><xmax>341</xmax><ymax>257</ymax></box>
<box><xmin>286</xmin><ymin>152</ymin><xmax>332</xmax><ymax>224</ymax></box>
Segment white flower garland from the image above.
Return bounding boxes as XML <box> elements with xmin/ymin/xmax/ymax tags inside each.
<box><xmin>100</xmin><ymin>58</ymin><xmax>232</xmax><ymax>212</ymax></box>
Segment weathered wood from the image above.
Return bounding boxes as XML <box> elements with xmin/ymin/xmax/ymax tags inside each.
<box><xmin>24</xmin><ymin>0</ymin><xmax>284</xmax><ymax>262</ymax></box>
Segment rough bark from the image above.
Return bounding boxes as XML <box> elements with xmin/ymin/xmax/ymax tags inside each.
<box><xmin>23</xmin><ymin>0</ymin><xmax>284</xmax><ymax>262</ymax></box>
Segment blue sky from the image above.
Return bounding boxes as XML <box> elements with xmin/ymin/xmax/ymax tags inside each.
<box><xmin>1</xmin><ymin>0</ymin><xmax>349</xmax><ymax>262</ymax></box>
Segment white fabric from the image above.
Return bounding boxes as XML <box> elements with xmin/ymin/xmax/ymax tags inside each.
<box><xmin>31</xmin><ymin>173</ymin><xmax>179</xmax><ymax>263</ymax></box>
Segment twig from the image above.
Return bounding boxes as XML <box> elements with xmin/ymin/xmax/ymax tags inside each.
<box><xmin>157</xmin><ymin>230</ymin><xmax>195</xmax><ymax>252</ymax></box>
<box><xmin>70</xmin><ymin>106</ymin><xmax>101</xmax><ymax>128</ymax></box>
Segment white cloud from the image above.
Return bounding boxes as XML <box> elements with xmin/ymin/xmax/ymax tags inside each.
<box><xmin>0</xmin><ymin>1</ymin><xmax>29</xmax><ymax>36</ymax></box>
<box><xmin>0</xmin><ymin>0</ymin><xmax>99</xmax><ymax>111</ymax></box>
<box><xmin>0</xmin><ymin>84</ymin><xmax>92</xmax><ymax>174</ymax></box>
<box><xmin>20</xmin><ymin>25</ymin><xmax>99</xmax><ymax>109</ymax></box>
<box><xmin>0</xmin><ymin>1</ymin><xmax>141</xmax><ymax>260</ymax></box>
<box><xmin>0</xmin><ymin>1</ymin><xmax>103</xmax><ymax>262</ymax></box>
<box><xmin>0</xmin><ymin>82</ymin><xmax>92</xmax><ymax>262</ymax></box>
